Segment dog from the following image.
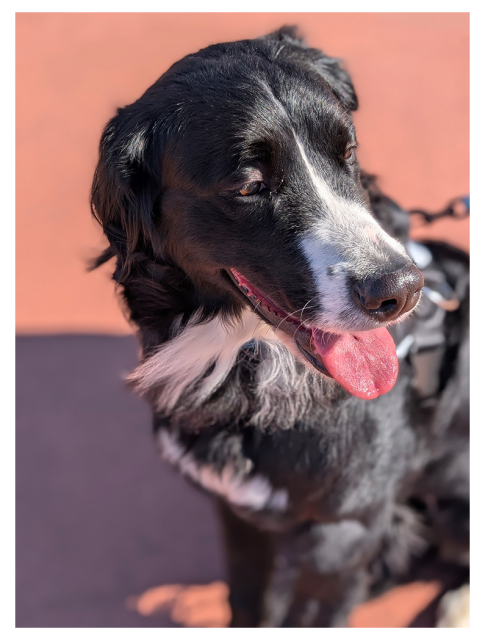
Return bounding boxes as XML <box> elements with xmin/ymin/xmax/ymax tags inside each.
<box><xmin>91</xmin><ymin>27</ymin><xmax>469</xmax><ymax>627</ymax></box>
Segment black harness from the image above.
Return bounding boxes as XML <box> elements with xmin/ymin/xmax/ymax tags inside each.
<box><xmin>395</xmin><ymin>241</ymin><xmax>456</xmax><ymax>402</ymax></box>
<box><xmin>394</xmin><ymin>196</ymin><xmax>469</xmax><ymax>402</ymax></box>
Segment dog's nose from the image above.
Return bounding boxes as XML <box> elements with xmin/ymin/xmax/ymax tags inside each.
<box><xmin>354</xmin><ymin>263</ymin><xmax>424</xmax><ymax>322</ymax></box>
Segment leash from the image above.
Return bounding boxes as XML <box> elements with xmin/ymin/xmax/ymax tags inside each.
<box><xmin>409</xmin><ymin>195</ymin><xmax>470</xmax><ymax>224</ymax></box>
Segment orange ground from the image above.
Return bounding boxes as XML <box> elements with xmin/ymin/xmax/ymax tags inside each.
<box><xmin>126</xmin><ymin>579</ymin><xmax>443</xmax><ymax>627</ymax></box>
<box><xmin>16</xmin><ymin>13</ymin><xmax>469</xmax><ymax>334</ymax></box>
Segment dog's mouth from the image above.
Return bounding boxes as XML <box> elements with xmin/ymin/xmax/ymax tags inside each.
<box><xmin>228</xmin><ymin>268</ymin><xmax>399</xmax><ymax>400</ymax></box>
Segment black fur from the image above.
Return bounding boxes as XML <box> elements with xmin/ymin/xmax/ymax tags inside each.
<box><xmin>91</xmin><ymin>28</ymin><xmax>469</xmax><ymax>627</ymax></box>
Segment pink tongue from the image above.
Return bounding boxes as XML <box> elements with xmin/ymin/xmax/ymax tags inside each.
<box><xmin>312</xmin><ymin>327</ymin><xmax>398</xmax><ymax>400</ymax></box>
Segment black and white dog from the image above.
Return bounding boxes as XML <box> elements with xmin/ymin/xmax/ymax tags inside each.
<box><xmin>91</xmin><ymin>28</ymin><xmax>469</xmax><ymax>627</ymax></box>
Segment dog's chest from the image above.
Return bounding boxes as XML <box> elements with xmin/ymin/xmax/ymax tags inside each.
<box><xmin>156</xmin><ymin>398</ymin><xmax>415</xmax><ymax>526</ymax></box>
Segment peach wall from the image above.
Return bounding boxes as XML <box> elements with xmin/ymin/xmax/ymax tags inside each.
<box><xmin>16</xmin><ymin>13</ymin><xmax>469</xmax><ymax>334</ymax></box>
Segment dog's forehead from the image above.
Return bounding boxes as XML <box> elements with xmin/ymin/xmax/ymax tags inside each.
<box><xmin>163</xmin><ymin>57</ymin><xmax>354</xmax><ymax>185</ymax></box>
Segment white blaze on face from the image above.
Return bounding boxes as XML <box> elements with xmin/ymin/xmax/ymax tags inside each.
<box><xmin>294</xmin><ymin>138</ymin><xmax>408</xmax><ymax>331</ymax></box>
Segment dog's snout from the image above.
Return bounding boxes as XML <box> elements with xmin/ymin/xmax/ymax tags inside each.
<box><xmin>354</xmin><ymin>263</ymin><xmax>424</xmax><ymax>322</ymax></box>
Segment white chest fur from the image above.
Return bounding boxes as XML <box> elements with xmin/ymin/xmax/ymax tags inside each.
<box><xmin>158</xmin><ymin>430</ymin><xmax>288</xmax><ymax>512</ymax></box>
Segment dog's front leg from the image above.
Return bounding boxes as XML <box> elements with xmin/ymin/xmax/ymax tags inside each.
<box><xmin>278</xmin><ymin>518</ymin><xmax>384</xmax><ymax>627</ymax></box>
<box><xmin>281</xmin><ymin>564</ymin><xmax>368</xmax><ymax>627</ymax></box>
<box><xmin>216</xmin><ymin>499</ymin><xmax>275</xmax><ymax>627</ymax></box>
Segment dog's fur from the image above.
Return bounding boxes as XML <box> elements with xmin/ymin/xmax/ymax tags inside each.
<box><xmin>91</xmin><ymin>28</ymin><xmax>469</xmax><ymax>627</ymax></box>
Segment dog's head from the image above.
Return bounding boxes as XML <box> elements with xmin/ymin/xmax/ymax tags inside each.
<box><xmin>92</xmin><ymin>27</ymin><xmax>423</xmax><ymax>402</ymax></box>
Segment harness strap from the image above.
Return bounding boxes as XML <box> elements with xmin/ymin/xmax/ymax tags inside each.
<box><xmin>403</xmin><ymin>194</ymin><xmax>468</xmax><ymax>400</ymax></box>
<box><xmin>398</xmin><ymin>240</ymin><xmax>462</xmax><ymax>401</ymax></box>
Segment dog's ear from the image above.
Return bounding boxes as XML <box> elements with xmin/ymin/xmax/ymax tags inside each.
<box><xmin>261</xmin><ymin>25</ymin><xmax>304</xmax><ymax>44</ymax></box>
<box><xmin>309</xmin><ymin>52</ymin><xmax>358</xmax><ymax>111</ymax></box>
<box><xmin>91</xmin><ymin>104</ymin><xmax>165</xmax><ymax>275</ymax></box>
<box><xmin>263</xmin><ymin>26</ymin><xmax>358</xmax><ymax>111</ymax></box>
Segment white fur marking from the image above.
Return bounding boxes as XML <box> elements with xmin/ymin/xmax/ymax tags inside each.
<box><xmin>295</xmin><ymin>137</ymin><xmax>408</xmax><ymax>331</ymax></box>
<box><xmin>159</xmin><ymin>430</ymin><xmax>288</xmax><ymax>511</ymax></box>
<box><xmin>295</xmin><ymin>137</ymin><xmax>407</xmax><ymax>257</ymax></box>
<box><xmin>129</xmin><ymin>308</ymin><xmax>275</xmax><ymax>411</ymax></box>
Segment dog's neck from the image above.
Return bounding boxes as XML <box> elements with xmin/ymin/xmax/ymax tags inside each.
<box><xmin>123</xmin><ymin>284</ymin><xmax>341</xmax><ymax>432</ymax></box>
<box><xmin>129</xmin><ymin>307</ymin><xmax>275</xmax><ymax>412</ymax></box>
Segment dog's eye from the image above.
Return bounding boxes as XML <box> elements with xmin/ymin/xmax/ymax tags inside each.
<box><xmin>344</xmin><ymin>146</ymin><xmax>356</xmax><ymax>161</ymax></box>
<box><xmin>239</xmin><ymin>181</ymin><xmax>267</xmax><ymax>196</ymax></box>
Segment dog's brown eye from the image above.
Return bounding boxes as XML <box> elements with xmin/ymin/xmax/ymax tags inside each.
<box><xmin>344</xmin><ymin>147</ymin><xmax>356</xmax><ymax>161</ymax></box>
<box><xmin>239</xmin><ymin>181</ymin><xmax>265</xmax><ymax>196</ymax></box>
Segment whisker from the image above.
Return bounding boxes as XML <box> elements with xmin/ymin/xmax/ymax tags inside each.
<box><xmin>253</xmin><ymin>289</ymin><xmax>317</xmax><ymax>321</ymax></box>
<box><xmin>237</xmin><ymin>280</ymin><xmax>320</xmax><ymax>338</ymax></box>
<box><xmin>251</xmin><ymin>288</ymin><xmax>288</xmax><ymax>314</ymax></box>
<box><xmin>299</xmin><ymin>297</ymin><xmax>316</xmax><ymax>322</ymax></box>
<box><xmin>275</xmin><ymin>303</ymin><xmax>315</xmax><ymax>332</ymax></box>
